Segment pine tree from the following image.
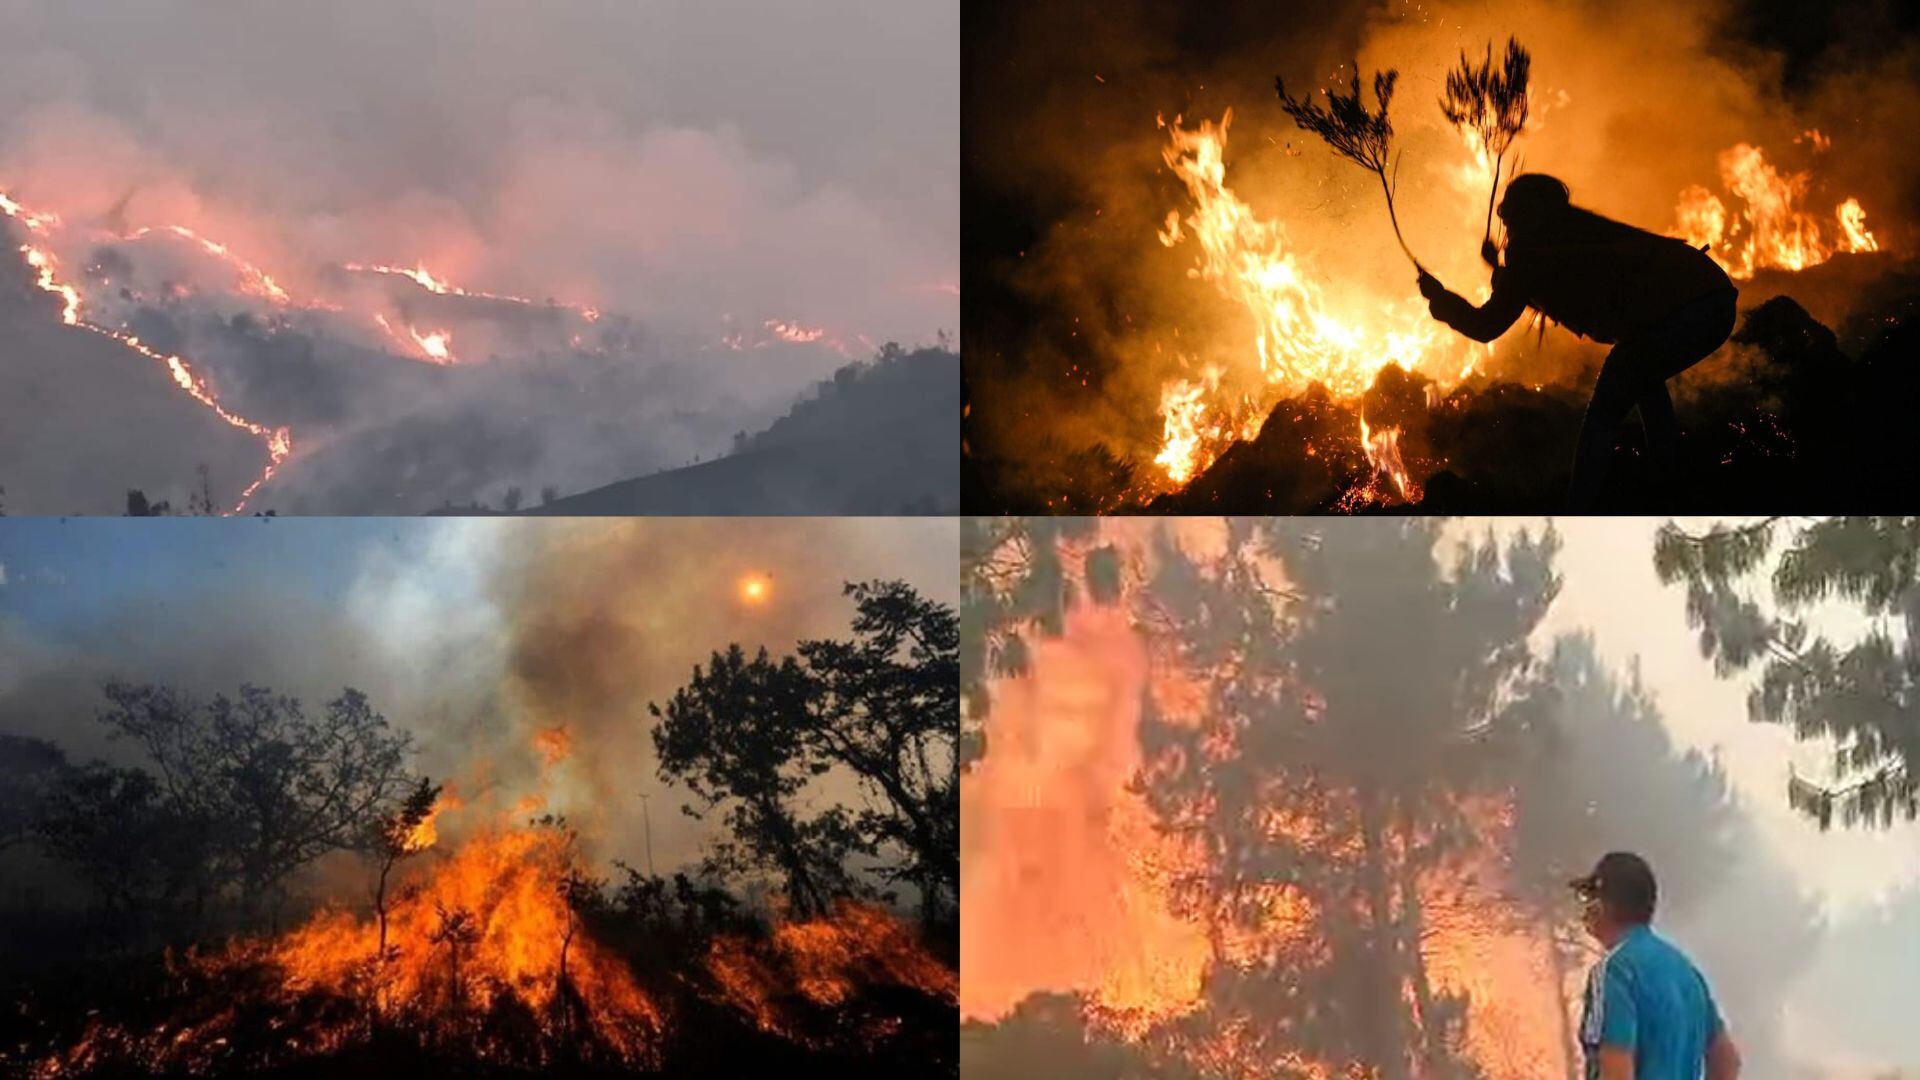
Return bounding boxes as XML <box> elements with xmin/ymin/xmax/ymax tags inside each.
<box><xmin>1653</xmin><ymin>517</ymin><xmax>1920</xmax><ymax>828</ymax></box>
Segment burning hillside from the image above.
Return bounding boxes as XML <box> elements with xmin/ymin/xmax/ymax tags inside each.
<box><xmin>961</xmin><ymin>0</ymin><xmax>1920</xmax><ymax>513</ymax></box>
<box><xmin>0</xmin><ymin>1</ymin><xmax>956</xmax><ymax>516</ymax></box>
<box><xmin>0</xmin><ymin>188</ymin><xmax>882</xmax><ymax>515</ymax></box>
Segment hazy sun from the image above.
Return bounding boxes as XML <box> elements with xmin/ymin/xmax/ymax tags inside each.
<box><xmin>739</xmin><ymin>575</ymin><xmax>771</xmax><ymax>604</ymax></box>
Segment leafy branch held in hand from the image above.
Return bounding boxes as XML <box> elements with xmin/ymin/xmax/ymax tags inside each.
<box><xmin>1275</xmin><ymin>64</ymin><xmax>1421</xmax><ymax>269</ymax></box>
<box><xmin>1439</xmin><ymin>37</ymin><xmax>1532</xmax><ymax>245</ymax></box>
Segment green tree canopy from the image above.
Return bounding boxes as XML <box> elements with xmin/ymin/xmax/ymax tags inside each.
<box><xmin>1654</xmin><ymin>517</ymin><xmax>1920</xmax><ymax>829</ymax></box>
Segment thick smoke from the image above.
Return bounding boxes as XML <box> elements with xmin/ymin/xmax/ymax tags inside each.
<box><xmin>0</xmin><ymin>0</ymin><xmax>957</xmax><ymax>513</ymax></box>
<box><xmin>0</xmin><ymin>517</ymin><xmax>958</xmax><ymax>900</ymax></box>
<box><xmin>964</xmin><ymin>0</ymin><xmax>1919</xmax><ymax>498</ymax></box>
<box><xmin>484</xmin><ymin>516</ymin><xmax>959</xmax><ymax>877</ymax></box>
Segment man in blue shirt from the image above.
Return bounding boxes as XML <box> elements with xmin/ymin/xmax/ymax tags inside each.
<box><xmin>1573</xmin><ymin>852</ymin><xmax>1742</xmax><ymax>1079</ymax></box>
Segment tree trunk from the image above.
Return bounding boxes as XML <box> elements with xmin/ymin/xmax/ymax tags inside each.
<box><xmin>1357</xmin><ymin>786</ymin><xmax>1410</xmax><ymax>1080</ymax></box>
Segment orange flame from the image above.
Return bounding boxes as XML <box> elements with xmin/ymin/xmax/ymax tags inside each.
<box><xmin>1152</xmin><ymin>112</ymin><xmax>1461</xmax><ymax>489</ymax></box>
<box><xmin>1346</xmin><ymin>411</ymin><xmax>1420</xmax><ymax>508</ymax></box>
<box><xmin>706</xmin><ymin>902</ymin><xmax>956</xmax><ymax>1045</ymax></box>
<box><xmin>533</xmin><ymin>725</ymin><xmax>573</xmax><ymax>767</ymax></box>
<box><xmin>960</xmin><ymin>601</ymin><xmax>1211</xmax><ymax>1030</ymax></box>
<box><xmin>1672</xmin><ymin>142</ymin><xmax>1884</xmax><ymax>278</ymax></box>
<box><xmin>963</xmin><ymin>523</ymin><xmax>1576</xmax><ymax>1077</ymax></box>
<box><xmin>275</xmin><ymin>827</ymin><xmax>663</xmax><ymax>1058</ymax></box>
<box><xmin>5</xmin><ymin>189</ymin><xmax>293</xmax><ymax>510</ymax></box>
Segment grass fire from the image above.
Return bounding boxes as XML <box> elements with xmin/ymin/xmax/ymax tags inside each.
<box><xmin>961</xmin><ymin>0</ymin><xmax>1920</xmax><ymax>514</ymax></box>
<box><xmin>0</xmin><ymin>517</ymin><xmax>960</xmax><ymax>1076</ymax></box>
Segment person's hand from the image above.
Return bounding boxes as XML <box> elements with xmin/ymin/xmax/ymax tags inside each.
<box><xmin>1480</xmin><ymin>237</ymin><xmax>1500</xmax><ymax>268</ymax></box>
<box><xmin>1416</xmin><ymin>270</ymin><xmax>1445</xmax><ymax>302</ymax></box>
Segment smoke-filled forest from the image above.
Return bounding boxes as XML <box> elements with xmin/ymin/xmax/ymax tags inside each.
<box><xmin>962</xmin><ymin>0</ymin><xmax>1920</xmax><ymax>513</ymax></box>
<box><xmin>959</xmin><ymin>516</ymin><xmax>1920</xmax><ymax>1078</ymax></box>
<box><xmin>0</xmin><ymin>517</ymin><xmax>960</xmax><ymax>1076</ymax></box>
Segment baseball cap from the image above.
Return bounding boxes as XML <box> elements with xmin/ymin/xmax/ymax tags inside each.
<box><xmin>1569</xmin><ymin>851</ymin><xmax>1657</xmax><ymax>920</ymax></box>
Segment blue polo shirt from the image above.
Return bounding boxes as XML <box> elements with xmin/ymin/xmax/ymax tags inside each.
<box><xmin>1580</xmin><ymin>924</ymin><xmax>1723</xmax><ymax>1079</ymax></box>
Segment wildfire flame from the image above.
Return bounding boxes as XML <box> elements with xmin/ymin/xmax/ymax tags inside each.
<box><xmin>5</xmin><ymin>190</ymin><xmax>293</xmax><ymax>511</ymax></box>
<box><xmin>1672</xmin><ymin>141</ymin><xmax>1883</xmax><ymax>279</ymax></box>
<box><xmin>533</xmin><ymin>725</ymin><xmax>573</xmax><ymax>767</ymax></box>
<box><xmin>274</xmin><ymin>827</ymin><xmax>664</xmax><ymax>1059</ymax></box>
<box><xmin>963</xmin><ymin>524</ymin><xmax>1576</xmax><ymax>1077</ymax></box>
<box><xmin>706</xmin><ymin>901</ymin><xmax>958</xmax><ymax>1046</ymax></box>
<box><xmin>1152</xmin><ymin>112</ymin><xmax>1462</xmax><ymax>489</ymax></box>
<box><xmin>1355</xmin><ymin>411</ymin><xmax>1418</xmax><ymax>505</ymax></box>
<box><xmin>960</xmin><ymin>601</ymin><xmax>1212</xmax><ymax>1030</ymax></box>
<box><xmin>4</xmin><ymin>189</ymin><xmax>844</xmax><ymax>510</ymax></box>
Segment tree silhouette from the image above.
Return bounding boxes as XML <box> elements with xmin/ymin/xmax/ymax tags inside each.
<box><xmin>87</xmin><ymin>683</ymin><xmax>419</xmax><ymax>920</ymax></box>
<box><xmin>431</xmin><ymin>903</ymin><xmax>481</xmax><ymax>1014</ymax></box>
<box><xmin>654</xmin><ymin>581</ymin><xmax>959</xmax><ymax>926</ymax></box>
<box><xmin>652</xmin><ymin>645</ymin><xmax>862</xmax><ymax>917</ymax></box>
<box><xmin>1135</xmin><ymin>518</ymin><xmax>1559</xmax><ymax>1078</ymax></box>
<box><xmin>370</xmin><ymin>776</ymin><xmax>442</xmax><ymax>965</ymax></box>
<box><xmin>0</xmin><ymin>733</ymin><xmax>67</xmax><ymax>851</ymax></box>
<box><xmin>797</xmin><ymin>580</ymin><xmax>959</xmax><ymax>929</ymax></box>
<box><xmin>34</xmin><ymin>762</ymin><xmax>208</xmax><ymax>924</ymax></box>
<box><xmin>1654</xmin><ymin>517</ymin><xmax>1920</xmax><ymax>828</ymax></box>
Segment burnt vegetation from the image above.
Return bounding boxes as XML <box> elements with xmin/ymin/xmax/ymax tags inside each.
<box><xmin>0</xmin><ymin>582</ymin><xmax>959</xmax><ymax>1077</ymax></box>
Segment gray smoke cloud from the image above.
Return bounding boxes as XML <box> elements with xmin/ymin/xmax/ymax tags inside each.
<box><xmin>0</xmin><ymin>517</ymin><xmax>959</xmax><ymax>898</ymax></box>
<box><xmin>0</xmin><ymin>0</ymin><xmax>957</xmax><ymax>514</ymax></box>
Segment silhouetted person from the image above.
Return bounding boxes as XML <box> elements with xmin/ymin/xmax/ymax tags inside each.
<box><xmin>1572</xmin><ymin>852</ymin><xmax>1741</xmax><ymax>1080</ymax></box>
<box><xmin>1416</xmin><ymin>175</ymin><xmax>1737</xmax><ymax>510</ymax></box>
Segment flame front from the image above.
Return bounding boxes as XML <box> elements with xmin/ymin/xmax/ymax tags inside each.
<box><xmin>706</xmin><ymin>901</ymin><xmax>958</xmax><ymax>1047</ymax></box>
<box><xmin>1153</xmin><ymin>112</ymin><xmax>1459</xmax><ymax>488</ymax></box>
<box><xmin>5</xmin><ymin>191</ymin><xmax>293</xmax><ymax>511</ymax></box>
<box><xmin>4</xmin><ymin>189</ymin><xmax>845</xmax><ymax>511</ymax></box>
<box><xmin>273</xmin><ymin>828</ymin><xmax>662</xmax><ymax>1056</ymax></box>
<box><xmin>1671</xmin><ymin>140</ymin><xmax>1882</xmax><ymax>278</ymax></box>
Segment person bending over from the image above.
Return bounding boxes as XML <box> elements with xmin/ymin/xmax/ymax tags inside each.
<box><xmin>1572</xmin><ymin>851</ymin><xmax>1742</xmax><ymax>1080</ymax></box>
<box><xmin>1415</xmin><ymin>175</ymin><xmax>1737</xmax><ymax>510</ymax></box>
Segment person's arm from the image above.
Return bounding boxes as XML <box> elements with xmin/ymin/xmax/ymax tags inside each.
<box><xmin>1588</xmin><ymin>955</ymin><xmax>1639</xmax><ymax>1080</ymax></box>
<box><xmin>1706</xmin><ymin>1028</ymin><xmax>1742</xmax><ymax>1080</ymax></box>
<box><xmin>1417</xmin><ymin>268</ymin><xmax>1527</xmax><ymax>343</ymax></box>
<box><xmin>1597</xmin><ymin>1046</ymin><xmax>1636</xmax><ymax>1080</ymax></box>
<box><xmin>1703</xmin><ymin>976</ymin><xmax>1740</xmax><ymax>1079</ymax></box>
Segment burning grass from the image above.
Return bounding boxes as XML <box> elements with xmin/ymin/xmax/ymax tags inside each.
<box><xmin>3</xmin><ymin>824</ymin><xmax>957</xmax><ymax>1078</ymax></box>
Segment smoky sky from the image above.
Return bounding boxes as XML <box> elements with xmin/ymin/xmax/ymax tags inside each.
<box><xmin>0</xmin><ymin>0</ymin><xmax>956</xmax><ymax>339</ymax></box>
<box><xmin>0</xmin><ymin>516</ymin><xmax>958</xmax><ymax>897</ymax></box>
<box><xmin>0</xmin><ymin>0</ymin><xmax>957</xmax><ymax>515</ymax></box>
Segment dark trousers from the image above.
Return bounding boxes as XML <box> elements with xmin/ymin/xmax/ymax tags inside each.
<box><xmin>1569</xmin><ymin>289</ymin><xmax>1737</xmax><ymax>511</ymax></box>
